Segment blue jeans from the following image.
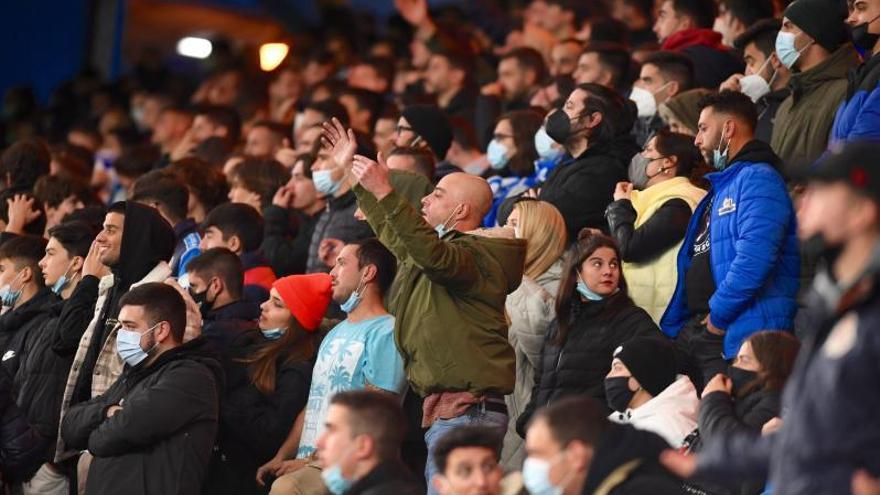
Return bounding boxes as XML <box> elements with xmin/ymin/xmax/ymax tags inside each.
<box><xmin>424</xmin><ymin>405</ymin><xmax>508</xmax><ymax>495</ymax></box>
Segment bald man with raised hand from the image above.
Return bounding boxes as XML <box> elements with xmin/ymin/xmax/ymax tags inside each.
<box><xmin>321</xmin><ymin>118</ymin><xmax>526</xmax><ymax>493</ymax></box>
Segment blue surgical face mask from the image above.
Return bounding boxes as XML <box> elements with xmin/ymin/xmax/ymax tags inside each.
<box><xmin>576</xmin><ymin>277</ymin><xmax>605</xmax><ymax>301</ymax></box>
<box><xmin>775</xmin><ymin>31</ymin><xmax>811</xmax><ymax>70</ymax></box>
<box><xmin>0</xmin><ymin>270</ymin><xmax>25</xmax><ymax>308</ymax></box>
<box><xmin>261</xmin><ymin>327</ymin><xmax>285</xmax><ymax>340</ymax></box>
<box><xmin>321</xmin><ymin>445</ymin><xmax>356</xmax><ymax>495</ymax></box>
<box><xmin>487</xmin><ymin>139</ymin><xmax>511</xmax><ymax>170</ymax></box>
<box><xmin>115</xmin><ymin>323</ymin><xmax>160</xmax><ymax>367</ymax></box>
<box><xmin>340</xmin><ymin>275</ymin><xmax>366</xmax><ymax>314</ymax></box>
<box><xmin>313</xmin><ymin>169</ymin><xmax>342</xmax><ymax>196</ymax></box>
<box><xmin>713</xmin><ymin>126</ymin><xmax>730</xmax><ymax>171</ymax></box>
<box><xmin>534</xmin><ymin>126</ymin><xmax>563</xmax><ymax>161</ymax></box>
<box><xmin>51</xmin><ymin>263</ymin><xmax>75</xmax><ymax>296</ymax></box>
<box><xmin>522</xmin><ymin>455</ymin><xmax>565</xmax><ymax>495</ymax></box>
<box><xmin>435</xmin><ymin>204</ymin><xmax>462</xmax><ymax>238</ymax></box>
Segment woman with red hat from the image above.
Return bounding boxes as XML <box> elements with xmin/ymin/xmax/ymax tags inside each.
<box><xmin>204</xmin><ymin>273</ymin><xmax>333</xmax><ymax>495</ymax></box>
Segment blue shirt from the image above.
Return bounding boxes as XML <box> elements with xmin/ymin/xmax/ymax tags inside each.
<box><xmin>296</xmin><ymin>314</ymin><xmax>405</xmax><ymax>458</ymax></box>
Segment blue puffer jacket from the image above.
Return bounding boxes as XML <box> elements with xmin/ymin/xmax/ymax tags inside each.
<box><xmin>660</xmin><ymin>141</ymin><xmax>799</xmax><ymax>357</ymax></box>
<box><xmin>831</xmin><ymin>53</ymin><xmax>880</xmax><ymax>145</ymax></box>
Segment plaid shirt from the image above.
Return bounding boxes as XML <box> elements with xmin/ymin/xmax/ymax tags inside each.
<box><xmin>55</xmin><ymin>262</ymin><xmax>171</xmax><ymax>462</ymax></box>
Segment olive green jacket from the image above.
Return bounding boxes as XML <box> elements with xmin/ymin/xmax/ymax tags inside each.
<box><xmin>771</xmin><ymin>45</ymin><xmax>860</xmax><ymax>169</ymax></box>
<box><xmin>354</xmin><ymin>184</ymin><xmax>526</xmax><ymax>396</ymax></box>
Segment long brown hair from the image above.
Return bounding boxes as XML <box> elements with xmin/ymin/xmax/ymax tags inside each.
<box><xmin>241</xmin><ymin>318</ymin><xmax>317</xmax><ymax>395</ymax></box>
<box><xmin>739</xmin><ymin>331</ymin><xmax>800</xmax><ymax>397</ymax></box>
<box><xmin>501</xmin><ymin>109</ymin><xmax>543</xmax><ymax>177</ymax></box>
<box><xmin>554</xmin><ymin>232</ymin><xmax>631</xmax><ymax>345</ymax></box>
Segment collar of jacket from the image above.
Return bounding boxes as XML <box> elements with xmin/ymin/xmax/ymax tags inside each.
<box><xmin>173</xmin><ymin>218</ymin><xmax>199</xmax><ymax>240</ymax></box>
<box><xmin>847</xmin><ymin>50</ymin><xmax>880</xmax><ymax>99</ymax></box>
<box><xmin>704</xmin><ymin>140</ymin><xmax>781</xmax><ymax>187</ymax></box>
<box><xmin>0</xmin><ymin>287</ymin><xmax>56</xmax><ymax>334</ymax></box>
<box><xmin>205</xmin><ymin>299</ymin><xmax>260</xmax><ymax>323</ymax></box>
<box><xmin>789</xmin><ymin>45</ymin><xmax>860</xmax><ymax>102</ymax></box>
<box><xmin>327</xmin><ymin>189</ymin><xmax>357</xmax><ymax>211</ymax></box>
<box><xmin>124</xmin><ymin>336</ymin><xmax>219</xmax><ymax>383</ymax></box>
<box><xmin>760</xmin><ymin>87</ymin><xmax>792</xmax><ymax>105</ymax></box>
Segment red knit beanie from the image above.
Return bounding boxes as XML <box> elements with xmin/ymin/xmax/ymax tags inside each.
<box><xmin>272</xmin><ymin>274</ymin><xmax>333</xmax><ymax>332</ymax></box>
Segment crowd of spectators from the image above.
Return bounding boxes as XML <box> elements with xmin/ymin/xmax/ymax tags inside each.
<box><xmin>2</xmin><ymin>0</ymin><xmax>880</xmax><ymax>494</ymax></box>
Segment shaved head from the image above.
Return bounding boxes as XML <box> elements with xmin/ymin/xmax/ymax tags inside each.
<box><xmin>421</xmin><ymin>173</ymin><xmax>493</xmax><ymax>232</ymax></box>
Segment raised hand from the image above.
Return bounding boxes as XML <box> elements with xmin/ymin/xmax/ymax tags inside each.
<box><xmin>395</xmin><ymin>0</ymin><xmax>429</xmax><ymax>27</ymax></box>
<box><xmin>352</xmin><ymin>152</ymin><xmax>393</xmax><ymax>200</ymax></box>
<box><xmin>613</xmin><ymin>182</ymin><xmax>633</xmax><ymax>201</ymax></box>
<box><xmin>5</xmin><ymin>194</ymin><xmax>42</xmax><ymax>234</ymax></box>
<box><xmin>321</xmin><ymin>118</ymin><xmax>357</xmax><ymax>170</ymax></box>
<box><xmin>82</xmin><ymin>240</ymin><xmax>107</xmax><ymax>278</ymax></box>
<box><xmin>273</xmin><ymin>185</ymin><xmax>294</xmax><ymax>209</ymax></box>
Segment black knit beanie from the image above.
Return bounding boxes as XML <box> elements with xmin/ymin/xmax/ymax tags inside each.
<box><xmin>784</xmin><ymin>0</ymin><xmax>849</xmax><ymax>52</ymax></box>
<box><xmin>614</xmin><ymin>337</ymin><xmax>677</xmax><ymax>397</ymax></box>
<box><xmin>401</xmin><ymin>104</ymin><xmax>453</xmax><ymax>159</ymax></box>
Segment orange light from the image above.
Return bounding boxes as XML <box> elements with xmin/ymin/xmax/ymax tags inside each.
<box><xmin>260</xmin><ymin>43</ymin><xmax>289</xmax><ymax>72</ymax></box>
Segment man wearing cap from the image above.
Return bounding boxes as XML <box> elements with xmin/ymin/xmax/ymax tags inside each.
<box><xmin>605</xmin><ymin>337</ymin><xmax>699</xmax><ymax>448</ymax></box>
<box><xmin>395</xmin><ymin>104</ymin><xmax>453</xmax><ymax>162</ymax></box>
<box><xmin>770</xmin><ymin>0</ymin><xmax>860</xmax><ymax>168</ymax></box>
<box><xmin>322</xmin><ymin>120</ymin><xmax>526</xmax><ymax>493</ymax></box>
<box><xmin>663</xmin><ymin>141</ymin><xmax>880</xmax><ymax>494</ymax></box>
<box><xmin>830</xmin><ymin>0</ymin><xmax>880</xmax><ymax>147</ymax></box>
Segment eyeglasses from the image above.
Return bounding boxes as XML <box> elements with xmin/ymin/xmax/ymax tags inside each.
<box><xmin>395</xmin><ymin>124</ymin><xmax>414</xmax><ymax>135</ymax></box>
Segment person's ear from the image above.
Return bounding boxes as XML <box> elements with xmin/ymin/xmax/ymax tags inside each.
<box><xmin>663</xmin><ymin>155</ymin><xmax>678</xmax><ymax>173</ymax></box>
<box><xmin>210</xmin><ymin>276</ymin><xmax>223</xmax><ymax>297</ymax></box>
<box><xmin>667</xmin><ymin>80</ymin><xmax>680</xmax><ymax>98</ymax></box>
<box><xmin>361</xmin><ymin>264</ymin><xmax>378</xmax><ymax>286</ymax></box>
<box><xmin>455</xmin><ymin>203</ymin><xmax>470</xmax><ymax>223</ymax></box>
<box><xmin>71</xmin><ymin>256</ymin><xmax>85</xmax><ymax>274</ymax></box>
<box><xmin>156</xmin><ymin>320</ymin><xmax>173</xmax><ymax>343</ymax></box>
<box><xmin>227</xmin><ymin>234</ymin><xmax>242</xmax><ymax>254</ymax></box>
<box><xmin>769</xmin><ymin>53</ymin><xmax>784</xmax><ymax>73</ymax></box>
<box><xmin>624</xmin><ymin>374</ymin><xmax>638</xmax><ymax>390</ymax></box>
<box><xmin>567</xmin><ymin>440</ymin><xmax>594</xmax><ymax>471</ymax></box>
<box><xmin>21</xmin><ymin>266</ymin><xmax>34</xmax><ymax>285</ymax></box>
<box><xmin>586</xmin><ymin>111</ymin><xmax>603</xmax><ymax>130</ymax></box>
<box><xmin>451</xmin><ymin>67</ymin><xmax>466</xmax><ymax>87</ymax></box>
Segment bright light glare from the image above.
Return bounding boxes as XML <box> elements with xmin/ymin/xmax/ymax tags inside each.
<box><xmin>260</xmin><ymin>43</ymin><xmax>289</xmax><ymax>72</ymax></box>
<box><xmin>177</xmin><ymin>37</ymin><xmax>213</xmax><ymax>59</ymax></box>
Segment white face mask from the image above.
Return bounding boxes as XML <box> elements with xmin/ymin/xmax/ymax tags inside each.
<box><xmin>629</xmin><ymin>82</ymin><xmax>672</xmax><ymax>118</ymax></box>
<box><xmin>739</xmin><ymin>56</ymin><xmax>779</xmax><ymax>103</ymax></box>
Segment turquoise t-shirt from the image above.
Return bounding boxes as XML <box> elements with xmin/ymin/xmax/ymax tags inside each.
<box><xmin>296</xmin><ymin>314</ymin><xmax>405</xmax><ymax>458</ymax></box>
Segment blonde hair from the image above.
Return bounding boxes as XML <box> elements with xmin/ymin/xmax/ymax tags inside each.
<box><xmin>514</xmin><ymin>200</ymin><xmax>567</xmax><ymax>279</ymax></box>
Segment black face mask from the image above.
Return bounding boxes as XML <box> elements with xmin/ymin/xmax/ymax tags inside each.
<box><xmin>851</xmin><ymin>14</ymin><xmax>880</xmax><ymax>52</ymax></box>
<box><xmin>189</xmin><ymin>287</ymin><xmax>215</xmax><ymax>317</ymax></box>
<box><xmin>604</xmin><ymin>376</ymin><xmax>636</xmax><ymax>412</ymax></box>
<box><xmin>728</xmin><ymin>365</ymin><xmax>758</xmax><ymax>396</ymax></box>
<box><xmin>545</xmin><ymin>109</ymin><xmax>589</xmax><ymax>145</ymax></box>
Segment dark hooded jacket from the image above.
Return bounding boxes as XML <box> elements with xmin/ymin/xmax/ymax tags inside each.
<box><xmin>581</xmin><ymin>423</ymin><xmax>684</xmax><ymax>495</ymax></box>
<box><xmin>0</xmin><ymin>288</ymin><xmax>57</xmax><ymax>380</ymax></box>
<box><xmin>517</xmin><ymin>295</ymin><xmax>658</xmax><ymax>436</ymax></box>
<box><xmin>0</xmin><ymin>364</ymin><xmax>50</xmax><ymax>484</ymax></box>
<box><xmin>539</xmin><ymin>135</ymin><xmax>640</xmax><ymax>242</ymax></box>
<box><xmin>10</xmin><ymin>296</ymin><xmax>78</xmax><ymax>455</ymax></box>
<box><xmin>200</xmin><ymin>300</ymin><xmax>261</xmax><ymax>358</ymax></box>
<box><xmin>205</xmin><ymin>336</ymin><xmax>311</xmax><ymax>495</ymax></box>
<box><xmin>61</xmin><ymin>337</ymin><xmax>223</xmax><ymax>495</ymax></box>
<box><xmin>662</xmin><ymin>29</ymin><xmax>744</xmax><ymax>89</ymax></box>
<box><xmin>72</xmin><ymin>202</ymin><xmax>175</xmax><ymax>405</ymax></box>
